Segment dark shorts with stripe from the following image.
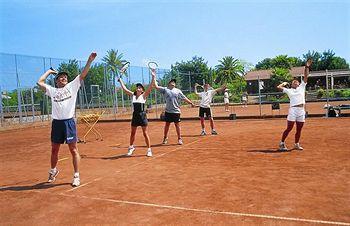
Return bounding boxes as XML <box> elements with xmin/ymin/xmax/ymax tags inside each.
<box><xmin>199</xmin><ymin>107</ymin><xmax>212</xmax><ymax>118</ymax></box>
<box><xmin>131</xmin><ymin>112</ymin><xmax>148</xmax><ymax>127</ymax></box>
<box><xmin>164</xmin><ymin>112</ymin><xmax>181</xmax><ymax>123</ymax></box>
<box><xmin>51</xmin><ymin>118</ymin><xmax>77</xmax><ymax>144</ymax></box>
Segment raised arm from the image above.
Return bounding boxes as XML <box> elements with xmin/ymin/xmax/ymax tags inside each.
<box><xmin>277</xmin><ymin>82</ymin><xmax>288</xmax><ymax>91</ymax></box>
<box><xmin>80</xmin><ymin>52</ymin><xmax>97</xmax><ymax>80</ymax></box>
<box><xmin>215</xmin><ymin>84</ymin><xmax>227</xmax><ymax>93</ymax></box>
<box><xmin>144</xmin><ymin>69</ymin><xmax>156</xmax><ymax>98</ymax></box>
<box><xmin>183</xmin><ymin>96</ymin><xmax>195</xmax><ymax>107</ymax></box>
<box><xmin>153</xmin><ymin>73</ymin><xmax>162</xmax><ymax>90</ymax></box>
<box><xmin>194</xmin><ymin>83</ymin><xmax>201</xmax><ymax>96</ymax></box>
<box><xmin>37</xmin><ymin>69</ymin><xmax>57</xmax><ymax>91</ymax></box>
<box><xmin>304</xmin><ymin>58</ymin><xmax>312</xmax><ymax>83</ymax></box>
<box><xmin>117</xmin><ymin>78</ymin><xmax>133</xmax><ymax>96</ymax></box>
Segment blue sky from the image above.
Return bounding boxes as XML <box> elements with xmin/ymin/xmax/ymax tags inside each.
<box><xmin>0</xmin><ymin>0</ymin><xmax>349</xmax><ymax>69</ymax></box>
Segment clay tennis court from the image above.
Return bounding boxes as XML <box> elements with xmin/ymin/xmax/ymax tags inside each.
<box><xmin>1</xmin><ymin>118</ymin><xmax>350</xmax><ymax>225</ymax></box>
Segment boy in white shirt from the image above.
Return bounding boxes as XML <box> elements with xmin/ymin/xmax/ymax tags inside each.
<box><xmin>37</xmin><ymin>52</ymin><xmax>96</xmax><ymax>187</ymax></box>
<box><xmin>277</xmin><ymin>59</ymin><xmax>312</xmax><ymax>151</ymax></box>
<box><xmin>195</xmin><ymin>83</ymin><xmax>226</xmax><ymax>135</ymax></box>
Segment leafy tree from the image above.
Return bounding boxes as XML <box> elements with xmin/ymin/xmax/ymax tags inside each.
<box><xmin>57</xmin><ymin>59</ymin><xmax>80</xmax><ymax>81</ymax></box>
<box><xmin>329</xmin><ymin>56</ymin><xmax>349</xmax><ymax>70</ymax></box>
<box><xmin>256</xmin><ymin>58</ymin><xmax>273</xmax><ymax>70</ymax></box>
<box><xmin>84</xmin><ymin>63</ymin><xmax>105</xmax><ymax>88</ymax></box>
<box><xmin>271</xmin><ymin>55</ymin><xmax>291</xmax><ymax>69</ymax></box>
<box><xmin>215</xmin><ymin>56</ymin><xmax>244</xmax><ymax>84</ymax></box>
<box><xmin>267</xmin><ymin>67</ymin><xmax>292</xmax><ymax>92</ymax></box>
<box><xmin>102</xmin><ymin>49</ymin><xmax>126</xmax><ymax>108</ymax></box>
<box><xmin>166</xmin><ymin>56</ymin><xmax>211</xmax><ymax>91</ymax></box>
<box><xmin>102</xmin><ymin>49</ymin><xmax>124</xmax><ymax>75</ymax></box>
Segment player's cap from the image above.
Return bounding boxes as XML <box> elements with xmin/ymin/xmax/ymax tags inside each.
<box><xmin>136</xmin><ymin>83</ymin><xmax>145</xmax><ymax>90</ymax></box>
<box><xmin>55</xmin><ymin>72</ymin><xmax>68</xmax><ymax>80</ymax></box>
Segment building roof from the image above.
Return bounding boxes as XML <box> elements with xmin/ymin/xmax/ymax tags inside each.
<box><xmin>244</xmin><ymin>67</ymin><xmax>304</xmax><ymax>81</ymax></box>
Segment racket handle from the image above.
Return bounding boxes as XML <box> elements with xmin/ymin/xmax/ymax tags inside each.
<box><xmin>50</xmin><ymin>67</ymin><xmax>58</xmax><ymax>74</ymax></box>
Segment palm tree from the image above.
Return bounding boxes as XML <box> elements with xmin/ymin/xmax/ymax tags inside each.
<box><xmin>102</xmin><ymin>49</ymin><xmax>125</xmax><ymax>112</ymax></box>
<box><xmin>102</xmin><ymin>49</ymin><xmax>125</xmax><ymax>76</ymax></box>
<box><xmin>215</xmin><ymin>56</ymin><xmax>244</xmax><ymax>84</ymax></box>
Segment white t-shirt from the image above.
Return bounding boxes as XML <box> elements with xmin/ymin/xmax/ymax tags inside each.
<box><xmin>199</xmin><ymin>90</ymin><xmax>216</xmax><ymax>108</ymax></box>
<box><xmin>283</xmin><ymin>81</ymin><xmax>306</xmax><ymax>107</ymax></box>
<box><xmin>224</xmin><ymin>91</ymin><xmax>229</xmax><ymax>99</ymax></box>
<box><xmin>44</xmin><ymin>75</ymin><xmax>82</xmax><ymax>120</ymax></box>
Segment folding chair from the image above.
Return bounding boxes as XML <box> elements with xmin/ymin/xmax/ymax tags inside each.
<box><xmin>77</xmin><ymin>110</ymin><xmax>105</xmax><ymax>143</ymax></box>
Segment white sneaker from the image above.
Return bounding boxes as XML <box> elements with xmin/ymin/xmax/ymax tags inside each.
<box><xmin>47</xmin><ymin>169</ymin><xmax>59</xmax><ymax>183</ymax></box>
<box><xmin>72</xmin><ymin>175</ymin><xmax>80</xmax><ymax>187</ymax></box>
<box><xmin>162</xmin><ymin>137</ymin><xmax>168</xmax><ymax>144</ymax></box>
<box><xmin>279</xmin><ymin>142</ymin><xmax>288</xmax><ymax>151</ymax></box>
<box><xmin>146</xmin><ymin>148</ymin><xmax>152</xmax><ymax>157</ymax></box>
<box><xmin>294</xmin><ymin>143</ymin><xmax>304</xmax><ymax>150</ymax></box>
<box><xmin>127</xmin><ymin>146</ymin><xmax>135</xmax><ymax>156</ymax></box>
<box><xmin>200</xmin><ymin>131</ymin><xmax>207</xmax><ymax>136</ymax></box>
<box><xmin>211</xmin><ymin>130</ymin><xmax>218</xmax><ymax>135</ymax></box>
<box><xmin>178</xmin><ymin>138</ymin><xmax>183</xmax><ymax>145</ymax></box>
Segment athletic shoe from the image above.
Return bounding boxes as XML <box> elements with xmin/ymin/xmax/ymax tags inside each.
<box><xmin>211</xmin><ymin>130</ymin><xmax>218</xmax><ymax>135</ymax></box>
<box><xmin>72</xmin><ymin>175</ymin><xmax>80</xmax><ymax>187</ymax></box>
<box><xmin>127</xmin><ymin>146</ymin><xmax>135</xmax><ymax>156</ymax></box>
<box><xmin>162</xmin><ymin>137</ymin><xmax>168</xmax><ymax>145</ymax></box>
<box><xmin>178</xmin><ymin>138</ymin><xmax>183</xmax><ymax>145</ymax></box>
<box><xmin>200</xmin><ymin>131</ymin><xmax>207</xmax><ymax>136</ymax></box>
<box><xmin>47</xmin><ymin>169</ymin><xmax>59</xmax><ymax>183</ymax></box>
<box><xmin>279</xmin><ymin>142</ymin><xmax>288</xmax><ymax>151</ymax></box>
<box><xmin>294</xmin><ymin>143</ymin><xmax>304</xmax><ymax>150</ymax></box>
<box><xmin>146</xmin><ymin>148</ymin><xmax>153</xmax><ymax>157</ymax></box>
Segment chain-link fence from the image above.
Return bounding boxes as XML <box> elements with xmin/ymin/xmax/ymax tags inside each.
<box><xmin>1</xmin><ymin>52</ymin><xmax>350</xmax><ymax>128</ymax></box>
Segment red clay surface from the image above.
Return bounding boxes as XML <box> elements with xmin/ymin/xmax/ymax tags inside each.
<box><xmin>1</xmin><ymin>118</ymin><xmax>350</xmax><ymax>225</ymax></box>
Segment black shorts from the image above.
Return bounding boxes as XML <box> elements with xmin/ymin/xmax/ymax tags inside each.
<box><xmin>131</xmin><ymin>112</ymin><xmax>148</xmax><ymax>127</ymax></box>
<box><xmin>164</xmin><ymin>112</ymin><xmax>181</xmax><ymax>123</ymax></box>
<box><xmin>199</xmin><ymin>107</ymin><xmax>212</xmax><ymax>118</ymax></box>
<box><xmin>51</xmin><ymin>118</ymin><xmax>77</xmax><ymax>144</ymax></box>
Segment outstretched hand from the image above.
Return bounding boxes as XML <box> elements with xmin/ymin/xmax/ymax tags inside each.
<box><xmin>88</xmin><ymin>52</ymin><xmax>97</xmax><ymax>62</ymax></box>
<box><xmin>151</xmin><ymin>68</ymin><xmax>156</xmax><ymax>77</ymax></box>
<box><xmin>306</xmin><ymin>58</ymin><xmax>312</xmax><ymax>67</ymax></box>
<box><xmin>48</xmin><ymin>68</ymin><xmax>57</xmax><ymax>75</ymax></box>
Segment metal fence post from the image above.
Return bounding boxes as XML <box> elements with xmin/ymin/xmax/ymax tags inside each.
<box><xmin>0</xmin><ymin>85</ymin><xmax>3</xmax><ymax>125</ymax></box>
<box><xmin>325</xmin><ymin>70</ymin><xmax>329</xmax><ymax>118</ymax></box>
<box><xmin>31</xmin><ymin>87</ymin><xmax>35</xmax><ymax>122</ymax></box>
<box><xmin>258</xmin><ymin>75</ymin><xmax>262</xmax><ymax>117</ymax></box>
<box><xmin>15</xmin><ymin>54</ymin><xmax>23</xmax><ymax>123</ymax></box>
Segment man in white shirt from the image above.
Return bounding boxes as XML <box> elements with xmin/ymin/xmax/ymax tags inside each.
<box><xmin>277</xmin><ymin>59</ymin><xmax>312</xmax><ymax>151</ymax></box>
<box><xmin>37</xmin><ymin>52</ymin><xmax>96</xmax><ymax>187</ymax></box>
<box><xmin>195</xmin><ymin>83</ymin><xmax>226</xmax><ymax>135</ymax></box>
<box><xmin>224</xmin><ymin>89</ymin><xmax>230</xmax><ymax>112</ymax></box>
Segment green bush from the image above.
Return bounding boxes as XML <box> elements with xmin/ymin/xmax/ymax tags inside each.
<box><xmin>317</xmin><ymin>89</ymin><xmax>325</xmax><ymax>98</ymax></box>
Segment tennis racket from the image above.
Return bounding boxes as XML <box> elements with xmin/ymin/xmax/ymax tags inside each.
<box><xmin>148</xmin><ymin>61</ymin><xmax>158</xmax><ymax>71</ymax></box>
<box><xmin>117</xmin><ymin>61</ymin><xmax>130</xmax><ymax>81</ymax></box>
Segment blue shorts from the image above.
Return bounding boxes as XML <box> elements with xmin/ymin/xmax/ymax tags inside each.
<box><xmin>51</xmin><ymin>118</ymin><xmax>77</xmax><ymax>144</ymax></box>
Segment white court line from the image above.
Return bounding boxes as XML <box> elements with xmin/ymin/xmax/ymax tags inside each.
<box><xmin>64</xmin><ymin>138</ymin><xmax>204</xmax><ymax>193</ymax></box>
<box><xmin>58</xmin><ymin>157</ymin><xmax>69</xmax><ymax>162</ymax></box>
<box><xmin>60</xmin><ymin>193</ymin><xmax>350</xmax><ymax>226</ymax></box>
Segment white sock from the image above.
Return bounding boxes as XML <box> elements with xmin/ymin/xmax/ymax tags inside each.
<box><xmin>147</xmin><ymin>148</ymin><xmax>152</xmax><ymax>151</ymax></box>
<box><xmin>50</xmin><ymin>168</ymin><xmax>57</xmax><ymax>173</ymax></box>
<box><xmin>74</xmin><ymin>172</ymin><xmax>80</xmax><ymax>177</ymax></box>
<box><xmin>129</xmin><ymin>145</ymin><xmax>134</xmax><ymax>149</ymax></box>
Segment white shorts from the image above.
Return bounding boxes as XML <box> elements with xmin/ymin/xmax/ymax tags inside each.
<box><xmin>287</xmin><ymin>107</ymin><xmax>305</xmax><ymax>122</ymax></box>
<box><xmin>224</xmin><ymin>98</ymin><xmax>229</xmax><ymax>104</ymax></box>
